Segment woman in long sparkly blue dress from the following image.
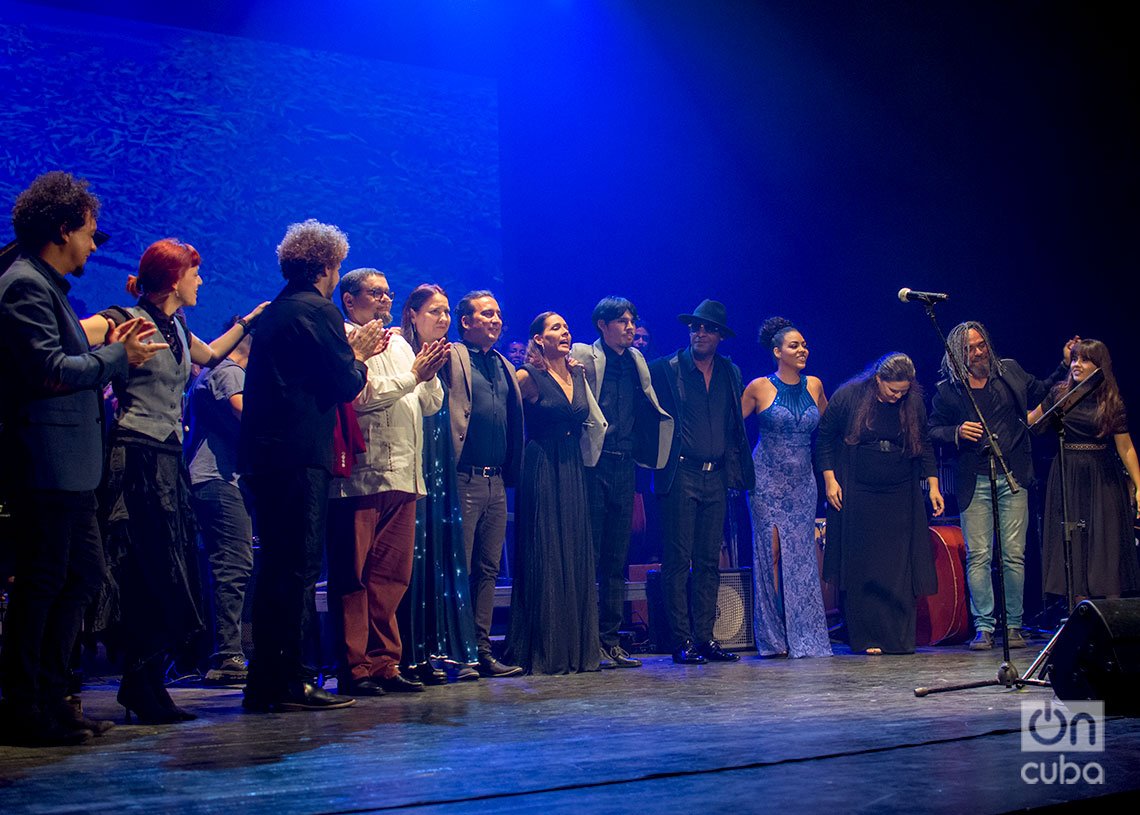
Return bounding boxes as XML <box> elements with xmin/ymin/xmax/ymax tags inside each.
<box><xmin>742</xmin><ymin>318</ymin><xmax>832</xmax><ymax>657</ymax></box>
<box><xmin>397</xmin><ymin>285</ymin><xmax>480</xmax><ymax>682</ymax></box>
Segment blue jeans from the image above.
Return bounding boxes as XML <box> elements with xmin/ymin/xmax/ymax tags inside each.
<box><xmin>190</xmin><ymin>479</ymin><xmax>254</xmax><ymax>663</ymax></box>
<box><xmin>960</xmin><ymin>474</ymin><xmax>1028</xmax><ymax>631</ymax></box>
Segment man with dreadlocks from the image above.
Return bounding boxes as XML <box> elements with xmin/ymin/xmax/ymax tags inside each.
<box><xmin>928</xmin><ymin>322</ymin><xmax>1073</xmax><ymax>651</ymax></box>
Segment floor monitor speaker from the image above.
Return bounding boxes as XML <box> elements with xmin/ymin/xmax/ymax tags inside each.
<box><xmin>1047</xmin><ymin>598</ymin><xmax>1140</xmax><ymax>716</ymax></box>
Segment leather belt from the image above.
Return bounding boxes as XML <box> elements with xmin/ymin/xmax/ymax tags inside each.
<box><xmin>859</xmin><ymin>439</ymin><xmax>904</xmax><ymax>453</ymax></box>
<box><xmin>458</xmin><ymin>465</ymin><xmax>502</xmax><ymax>477</ymax></box>
<box><xmin>678</xmin><ymin>455</ymin><xmax>723</xmax><ymax>472</ymax></box>
<box><xmin>600</xmin><ymin>449</ymin><xmax>634</xmax><ymax>460</ymax></box>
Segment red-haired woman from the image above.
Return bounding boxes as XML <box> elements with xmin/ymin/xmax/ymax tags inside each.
<box><xmin>1029</xmin><ymin>339</ymin><xmax>1140</xmax><ymax>600</ymax></box>
<box><xmin>84</xmin><ymin>238</ymin><xmax>265</xmax><ymax>723</ymax></box>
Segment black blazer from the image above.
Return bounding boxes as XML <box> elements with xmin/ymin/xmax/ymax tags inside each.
<box><xmin>649</xmin><ymin>348</ymin><xmax>754</xmax><ymax>495</ymax></box>
<box><xmin>928</xmin><ymin>358</ymin><xmax>1066</xmax><ymax>512</ymax></box>
<box><xmin>0</xmin><ymin>256</ymin><xmax>127</xmax><ymax>491</ymax></box>
<box><xmin>239</xmin><ymin>281</ymin><xmax>367</xmax><ymax>475</ymax></box>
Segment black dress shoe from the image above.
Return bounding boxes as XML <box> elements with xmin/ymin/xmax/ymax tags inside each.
<box><xmin>343</xmin><ymin>678</ymin><xmax>385</xmax><ymax>697</ymax></box>
<box><xmin>477</xmin><ymin>655</ymin><xmax>524</xmax><ymax>678</ymax></box>
<box><xmin>598</xmin><ymin>647</ymin><xmax>616</xmax><ymax>670</ymax></box>
<box><xmin>276</xmin><ymin>681</ymin><xmax>356</xmax><ymax>711</ymax></box>
<box><xmin>672</xmin><ymin>640</ymin><xmax>707</xmax><ymax>665</ymax></box>
<box><xmin>378</xmin><ymin>674</ymin><xmax>426</xmax><ymax>693</ymax></box>
<box><xmin>407</xmin><ymin>662</ymin><xmax>449</xmax><ymax>686</ymax></box>
<box><xmin>699</xmin><ymin>640</ymin><xmax>740</xmax><ymax>662</ymax></box>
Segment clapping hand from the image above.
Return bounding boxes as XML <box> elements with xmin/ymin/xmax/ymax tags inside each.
<box><xmin>412</xmin><ymin>338</ymin><xmax>451</xmax><ymax>383</ymax></box>
<box><xmin>110</xmin><ymin>317</ymin><xmax>168</xmax><ymax>367</ymax></box>
<box><xmin>349</xmin><ymin>320</ymin><xmax>390</xmax><ymax>361</ymax></box>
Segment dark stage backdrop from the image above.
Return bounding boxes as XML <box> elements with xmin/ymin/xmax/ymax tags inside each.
<box><xmin>0</xmin><ymin>3</ymin><xmax>502</xmax><ymax>335</ymax></box>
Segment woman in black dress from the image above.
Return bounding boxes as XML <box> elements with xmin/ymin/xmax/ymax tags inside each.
<box><xmin>816</xmin><ymin>352</ymin><xmax>944</xmax><ymax>654</ymax></box>
<box><xmin>506</xmin><ymin>311</ymin><xmax>606</xmax><ymax>674</ymax></box>
<box><xmin>1029</xmin><ymin>339</ymin><xmax>1140</xmax><ymax>600</ymax></box>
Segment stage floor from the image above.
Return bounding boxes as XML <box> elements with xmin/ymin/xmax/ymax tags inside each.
<box><xmin>3</xmin><ymin>642</ymin><xmax>1139</xmax><ymax>814</ymax></box>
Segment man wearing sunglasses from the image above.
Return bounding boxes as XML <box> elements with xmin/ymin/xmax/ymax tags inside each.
<box><xmin>650</xmin><ymin>300</ymin><xmax>754</xmax><ymax>665</ymax></box>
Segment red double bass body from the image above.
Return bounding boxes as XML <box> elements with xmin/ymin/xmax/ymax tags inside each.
<box><xmin>916</xmin><ymin>524</ymin><xmax>972</xmax><ymax>646</ymax></box>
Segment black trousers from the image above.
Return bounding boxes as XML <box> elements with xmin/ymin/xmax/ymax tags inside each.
<box><xmin>585</xmin><ymin>454</ymin><xmax>636</xmax><ymax>649</ymax></box>
<box><xmin>190</xmin><ymin>479</ymin><xmax>254</xmax><ymax>663</ymax></box>
<box><xmin>660</xmin><ymin>466</ymin><xmax>727</xmax><ymax>649</ymax></box>
<box><xmin>1</xmin><ymin>489</ymin><xmax>105</xmax><ymax>711</ymax></box>
<box><xmin>246</xmin><ymin>467</ymin><xmax>329</xmax><ymax>697</ymax></box>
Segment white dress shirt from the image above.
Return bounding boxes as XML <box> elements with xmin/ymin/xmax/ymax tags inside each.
<box><xmin>331</xmin><ymin>329</ymin><xmax>443</xmax><ymax>499</ymax></box>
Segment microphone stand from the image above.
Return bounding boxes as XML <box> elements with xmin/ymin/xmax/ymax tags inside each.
<box><xmin>1012</xmin><ymin>367</ymin><xmax>1103</xmax><ymax>688</ymax></box>
<box><xmin>912</xmin><ymin>301</ymin><xmax>1026</xmax><ymax>697</ymax></box>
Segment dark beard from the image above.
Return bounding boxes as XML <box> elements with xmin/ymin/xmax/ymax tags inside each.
<box><xmin>969</xmin><ymin>358</ymin><xmax>991</xmax><ymax>379</ymax></box>
<box><xmin>71</xmin><ymin>264</ymin><xmax>85</xmax><ymax>278</ymax></box>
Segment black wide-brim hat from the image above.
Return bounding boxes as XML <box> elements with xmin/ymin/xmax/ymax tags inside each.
<box><xmin>677</xmin><ymin>299</ymin><xmax>735</xmax><ymax>338</ymax></box>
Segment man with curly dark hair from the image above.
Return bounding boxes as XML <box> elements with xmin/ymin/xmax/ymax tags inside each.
<box><xmin>239</xmin><ymin>219</ymin><xmax>388</xmax><ymax>712</ymax></box>
<box><xmin>0</xmin><ymin>172</ymin><xmax>162</xmax><ymax>746</ymax></box>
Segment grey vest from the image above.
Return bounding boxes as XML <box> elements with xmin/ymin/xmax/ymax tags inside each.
<box><xmin>114</xmin><ymin>307</ymin><xmax>192</xmax><ymax>442</ymax></box>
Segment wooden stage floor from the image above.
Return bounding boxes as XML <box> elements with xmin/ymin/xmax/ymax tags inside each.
<box><xmin>3</xmin><ymin>642</ymin><xmax>1139</xmax><ymax>814</ymax></box>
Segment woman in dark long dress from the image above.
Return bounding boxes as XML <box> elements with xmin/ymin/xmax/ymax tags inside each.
<box><xmin>396</xmin><ymin>284</ymin><xmax>481</xmax><ymax>683</ymax></box>
<box><xmin>742</xmin><ymin>317</ymin><xmax>831</xmax><ymax>658</ymax></box>
<box><xmin>1028</xmin><ymin>339</ymin><xmax>1140</xmax><ymax>600</ymax></box>
<box><xmin>506</xmin><ymin>311</ymin><xmax>606</xmax><ymax>674</ymax></box>
<box><xmin>86</xmin><ymin>238</ymin><xmax>265</xmax><ymax>722</ymax></box>
<box><xmin>816</xmin><ymin>352</ymin><xmax>944</xmax><ymax>655</ymax></box>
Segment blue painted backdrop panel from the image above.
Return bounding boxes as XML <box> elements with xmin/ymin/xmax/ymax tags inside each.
<box><xmin>0</xmin><ymin>5</ymin><xmax>501</xmax><ymax>333</ymax></box>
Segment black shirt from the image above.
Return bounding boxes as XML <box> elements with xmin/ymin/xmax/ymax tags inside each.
<box><xmin>677</xmin><ymin>352</ymin><xmax>732</xmax><ymax>461</ymax></box>
<box><xmin>458</xmin><ymin>341</ymin><xmax>509</xmax><ymax>468</ymax></box>
<box><xmin>598</xmin><ymin>343</ymin><xmax>638</xmax><ymax>452</ymax></box>
<box><xmin>970</xmin><ymin>379</ymin><xmax>1024</xmax><ymax>476</ymax></box>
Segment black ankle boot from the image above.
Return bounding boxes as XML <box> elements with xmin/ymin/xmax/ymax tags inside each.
<box><xmin>118</xmin><ymin>658</ymin><xmax>194</xmax><ymax>724</ymax></box>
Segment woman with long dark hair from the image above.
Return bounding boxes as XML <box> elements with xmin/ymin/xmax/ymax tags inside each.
<box><xmin>815</xmin><ymin>352</ymin><xmax>944</xmax><ymax>654</ymax></box>
<box><xmin>395</xmin><ymin>284</ymin><xmax>481</xmax><ymax>682</ymax></box>
<box><xmin>742</xmin><ymin>317</ymin><xmax>831</xmax><ymax>658</ymax></box>
<box><xmin>1029</xmin><ymin>339</ymin><xmax>1140</xmax><ymax>599</ymax></box>
<box><xmin>506</xmin><ymin>311</ymin><xmax>606</xmax><ymax>673</ymax></box>
<box><xmin>87</xmin><ymin>238</ymin><xmax>265</xmax><ymax>722</ymax></box>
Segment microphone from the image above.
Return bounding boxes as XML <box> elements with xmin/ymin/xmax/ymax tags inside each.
<box><xmin>898</xmin><ymin>288</ymin><xmax>950</xmax><ymax>304</ymax></box>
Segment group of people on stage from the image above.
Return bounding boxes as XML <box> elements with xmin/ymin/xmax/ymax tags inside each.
<box><xmin>3</xmin><ymin>171</ymin><xmax>1139</xmax><ymax>747</ymax></box>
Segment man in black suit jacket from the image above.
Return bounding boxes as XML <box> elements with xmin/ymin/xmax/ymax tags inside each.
<box><xmin>238</xmin><ymin>219</ymin><xmax>387</xmax><ymax>712</ymax></box>
<box><xmin>928</xmin><ymin>321</ymin><xmax>1070</xmax><ymax>651</ymax></box>
<box><xmin>650</xmin><ymin>300</ymin><xmax>754</xmax><ymax>665</ymax></box>
<box><xmin>0</xmin><ymin>172</ymin><xmax>161</xmax><ymax>746</ymax></box>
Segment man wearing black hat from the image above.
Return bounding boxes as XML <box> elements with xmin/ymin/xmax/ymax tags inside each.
<box><xmin>650</xmin><ymin>300</ymin><xmax>754</xmax><ymax>664</ymax></box>
<box><xmin>0</xmin><ymin>172</ymin><xmax>163</xmax><ymax>745</ymax></box>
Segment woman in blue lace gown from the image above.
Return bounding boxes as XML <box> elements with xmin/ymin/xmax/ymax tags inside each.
<box><xmin>506</xmin><ymin>312</ymin><xmax>604</xmax><ymax>674</ymax></box>
<box><xmin>397</xmin><ymin>285</ymin><xmax>481</xmax><ymax>682</ymax></box>
<box><xmin>742</xmin><ymin>318</ymin><xmax>832</xmax><ymax>657</ymax></box>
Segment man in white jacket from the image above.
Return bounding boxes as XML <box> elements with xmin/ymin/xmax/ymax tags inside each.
<box><xmin>327</xmin><ymin>268</ymin><xmax>449</xmax><ymax>696</ymax></box>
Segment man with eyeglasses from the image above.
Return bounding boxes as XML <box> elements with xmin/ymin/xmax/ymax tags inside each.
<box><xmin>326</xmin><ymin>268</ymin><xmax>449</xmax><ymax>696</ymax></box>
<box><xmin>928</xmin><ymin>321</ymin><xmax>1071</xmax><ymax>651</ymax></box>
<box><xmin>650</xmin><ymin>300</ymin><xmax>754</xmax><ymax>665</ymax></box>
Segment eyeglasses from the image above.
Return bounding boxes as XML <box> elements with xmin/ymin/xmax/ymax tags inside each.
<box><xmin>364</xmin><ymin>287</ymin><xmax>394</xmax><ymax>300</ymax></box>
